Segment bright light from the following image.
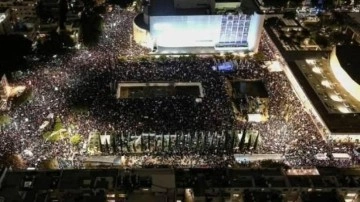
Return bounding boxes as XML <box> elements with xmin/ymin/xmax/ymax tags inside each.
<box><xmin>106</xmin><ymin>194</ymin><xmax>115</xmax><ymax>198</ymax></box>
<box><xmin>153</xmin><ymin>23</ymin><xmax>172</xmax><ymax>30</ymax></box>
<box><xmin>306</xmin><ymin>59</ymin><xmax>315</xmax><ymax>65</ymax></box>
<box><xmin>0</xmin><ymin>14</ymin><xmax>6</xmax><ymax>23</ymax></box>
<box><xmin>268</xmin><ymin>61</ymin><xmax>282</xmax><ymax>72</ymax></box>
<box><xmin>329</xmin><ymin>94</ymin><xmax>343</xmax><ymax>102</ymax></box>
<box><xmin>330</xmin><ymin>48</ymin><xmax>360</xmax><ymax>102</ymax></box>
<box><xmin>248</xmin><ymin>114</ymin><xmax>262</xmax><ymax>122</ymax></box>
<box><xmin>338</xmin><ymin>105</ymin><xmax>351</xmax><ymax>113</ymax></box>
<box><xmin>312</xmin><ymin>66</ymin><xmax>322</xmax><ymax>74</ymax></box>
<box><xmin>347</xmin><ymin>193</ymin><xmax>356</xmax><ymax>197</ymax></box>
<box><xmin>321</xmin><ymin>80</ymin><xmax>332</xmax><ymax>88</ymax></box>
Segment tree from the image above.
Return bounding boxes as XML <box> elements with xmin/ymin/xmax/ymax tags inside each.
<box><xmin>162</xmin><ymin>133</ymin><xmax>165</xmax><ymax>151</ymax></box>
<box><xmin>59</xmin><ymin>0</ymin><xmax>68</xmax><ymax>30</ymax></box>
<box><xmin>247</xmin><ymin>134</ymin><xmax>252</xmax><ymax>150</ymax></box>
<box><xmin>0</xmin><ymin>34</ymin><xmax>32</xmax><ymax>68</ymax></box>
<box><xmin>38</xmin><ymin>158</ymin><xmax>59</xmax><ymax>169</ymax></box>
<box><xmin>253</xmin><ymin>133</ymin><xmax>260</xmax><ymax>150</ymax></box>
<box><xmin>0</xmin><ymin>114</ymin><xmax>11</xmax><ymax>126</ymax></box>
<box><xmin>239</xmin><ymin>128</ymin><xmax>246</xmax><ymax>151</ymax></box>
<box><xmin>253</xmin><ymin>52</ymin><xmax>266</xmax><ymax>62</ymax></box>
<box><xmin>105</xmin><ymin>138</ymin><xmax>110</xmax><ymax>153</ymax></box>
<box><xmin>230</xmin><ymin>131</ymin><xmax>236</xmax><ymax>153</ymax></box>
<box><xmin>59</xmin><ymin>31</ymin><xmax>76</xmax><ymax>47</ymax></box>
<box><xmin>37</xmin><ymin>31</ymin><xmax>63</xmax><ymax>55</ymax></box>
<box><xmin>12</xmin><ymin>88</ymin><xmax>33</xmax><ymax>107</ymax></box>
<box><xmin>70</xmin><ymin>134</ymin><xmax>83</xmax><ymax>146</ymax></box>
<box><xmin>0</xmin><ymin>154</ymin><xmax>26</xmax><ymax>169</ymax></box>
<box><xmin>53</xmin><ymin>117</ymin><xmax>63</xmax><ymax>131</ymax></box>
<box><xmin>80</xmin><ymin>11</ymin><xmax>104</xmax><ymax>47</ymax></box>
<box><xmin>224</xmin><ymin>52</ymin><xmax>234</xmax><ymax>60</ymax></box>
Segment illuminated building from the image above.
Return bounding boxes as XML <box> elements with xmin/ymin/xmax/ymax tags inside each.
<box><xmin>329</xmin><ymin>46</ymin><xmax>360</xmax><ymax>103</ymax></box>
<box><xmin>284</xmin><ymin>46</ymin><xmax>360</xmax><ymax>141</ymax></box>
<box><xmin>133</xmin><ymin>0</ymin><xmax>264</xmax><ymax>53</ymax></box>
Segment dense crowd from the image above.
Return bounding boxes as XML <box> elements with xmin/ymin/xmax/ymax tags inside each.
<box><xmin>0</xmin><ymin>6</ymin><xmax>356</xmax><ymax>169</ymax></box>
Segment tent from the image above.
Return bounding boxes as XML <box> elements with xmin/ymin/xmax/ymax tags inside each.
<box><xmin>234</xmin><ymin>154</ymin><xmax>284</xmax><ymax>163</ymax></box>
<box><xmin>332</xmin><ymin>153</ymin><xmax>351</xmax><ymax>160</ymax></box>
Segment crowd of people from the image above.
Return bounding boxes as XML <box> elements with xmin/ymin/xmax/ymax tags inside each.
<box><xmin>0</xmin><ymin>5</ymin><xmax>356</xmax><ymax>169</ymax></box>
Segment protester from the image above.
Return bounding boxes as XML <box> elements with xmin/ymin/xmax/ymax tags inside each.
<box><xmin>0</xmin><ymin>6</ymin><xmax>354</xmax><ymax>169</ymax></box>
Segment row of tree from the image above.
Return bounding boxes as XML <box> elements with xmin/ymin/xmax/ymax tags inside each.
<box><xmin>95</xmin><ymin>129</ymin><xmax>261</xmax><ymax>155</ymax></box>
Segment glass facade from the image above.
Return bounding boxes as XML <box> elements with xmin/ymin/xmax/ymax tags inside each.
<box><xmin>216</xmin><ymin>14</ymin><xmax>251</xmax><ymax>48</ymax></box>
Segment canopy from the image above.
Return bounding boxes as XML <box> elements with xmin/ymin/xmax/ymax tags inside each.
<box><xmin>234</xmin><ymin>154</ymin><xmax>284</xmax><ymax>162</ymax></box>
<box><xmin>332</xmin><ymin>153</ymin><xmax>351</xmax><ymax>160</ymax></box>
<box><xmin>314</xmin><ymin>153</ymin><xmax>328</xmax><ymax>160</ymax></box>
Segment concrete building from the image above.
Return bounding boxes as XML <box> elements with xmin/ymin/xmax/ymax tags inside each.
<box><xmin>0</xmin><ymin>0</ymin><xmax>37</xmax><ymax>20</ymax></box>
<box><xmin>12</xmin><ymin>0</ymin><xmax>38</xmax><ymax>20</ymax></box>
<box><xmin>1</xmin><ymin>167</ymin><xmax>360</xmax><ymax>202</ymax></box>
<box><xmin>133</xmin><ymin>0</ymin><xmax>265</xmax><ymax>54</ymax></box>
<box><xmin>283</xmin><ymin>46</ymin><xmax>360</xmax><ymax>142</ymax></box>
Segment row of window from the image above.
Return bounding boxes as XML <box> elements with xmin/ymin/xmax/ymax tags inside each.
<box><xmin>218</xmin><ymin>15</ymin><xmax>251</xmax><ymax>47</ymax></box>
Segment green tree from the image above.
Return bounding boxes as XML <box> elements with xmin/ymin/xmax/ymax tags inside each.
<box><xmin>253</xmin><ymin>134</ymin><xmax>260</xmax><ymax>150</ymax></box>
<box><xmin>70</xmin><ymin>134</ymin><xmax>83</xmax><ymax>145</ymax></box>
<box><xmin>239</xmin><ymin>128</ymin><xmax>246</xmax><ymax>151</ymax></box>
<box><xmin>247</xmin><ymin>133</ymin><xmax>252</xmax><ymax>150</ymax></box>
<box><xmin>253</xmin><ymin>52</ymin><xmax>266</xmax><ymax>62</ymax></box>
<box><xmin>38</xmin><ymin>158</ymin><xmax>59</xmax><ymax>169</ymax></box>
<box><xmin>0</xmin><ymin>154</ymin><xmax>25</xmax><ymax>169</ymax></box>
<box><xmin>0</xmin><ymin>114</ymin><xmax>11</xmax><ymax>126</ymax></box>
<box><xmin>54</xmin><ymin>117</ymin><xmax>63</xmax><ymax>131</ymax></box>
<box><xmin>12</xmin><ymin>88</ymin><xmax>33</xmax><ymax>106</ymax></box>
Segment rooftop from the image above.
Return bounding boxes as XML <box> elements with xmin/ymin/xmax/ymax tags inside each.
<box><xmin>288</xmin><ymin>60</ymin><xmax>360</xmax><ymax>133</ymax></box>
<box><xmin>147</xmin><ymin>0</ymin><xmax>210</xmax><ymax>16</ymax></box>
<box><xmin>146</xmin><ymin>0</ymin><xmax>259</xmax><ymax>16</ymax></box>
<box><xmin>300</xmin><ymin>191</ymin><xmax>344</xmax><ymax>202</ymax></box>
<box><xmin>264</xmin><ymin>25</ymin><xmax>360</xmax><ymax>134</ymax></box>
<box><xmin>1</xmin><ymin>167</ymin><xmax>360</xmax><ymax>201</ymax></box>
<box><xmin>231</xmin><ymin>80</ymin><xmax>269</xmax><ymax>98</ymax></box>
<box><xmin>335</xmin><ymin>45</ymin><xmax>360</xmax><ymax>85</ymax></box>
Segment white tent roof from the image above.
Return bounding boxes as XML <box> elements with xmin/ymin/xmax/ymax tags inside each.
<box><xmin>234</xmin><ymin>154</ymin><xmax>284</xmax><ymax>162</ymax></box>
<box><xmin>314</xmin><ymin>153</ymin><xmax>328</xmax><ymax>160</ymax></box>
<box><xmin>332</xmin><ymin>153</ymin><xmax>351</xmax><ymax>159</ymax></box>
<box><xmin>85</xmin><ymin>156</ymin><xmax>121</xmax><ymax>165</ymax></box>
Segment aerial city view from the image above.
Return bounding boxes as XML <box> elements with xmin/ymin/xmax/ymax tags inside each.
<box><xmin>1</xmin><ymin>0</ymin><xmax>360</xmax><ymax>201</ymax></box>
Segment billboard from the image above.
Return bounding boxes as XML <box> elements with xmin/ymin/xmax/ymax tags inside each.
<box><xmin>150</xmin><ymin>15</ymin><xmax>222</xmax><ymax>47</ymax></box>
<box><xmin>149</xmin><ymin>13</ymin><xmax>264</xmax><ymax>51</ymax></box>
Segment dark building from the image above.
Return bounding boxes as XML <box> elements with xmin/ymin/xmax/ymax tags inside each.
<box><xmin>1</xmin><ymin>167</ymin><xmax>360</xmax><ymax>202</ymax></box>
